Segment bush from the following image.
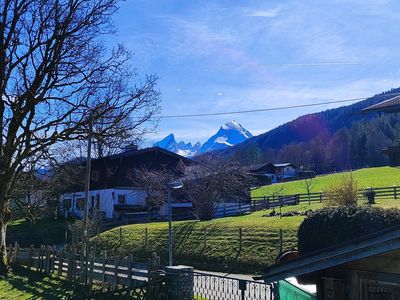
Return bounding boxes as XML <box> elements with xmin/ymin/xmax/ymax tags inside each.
<box><xmin>298</xmin><ymin>206</ymin><xmax>400</xmax><ymax>255</ymax></box>
<box><xmin>324</xmin><ymin>172</ymin><xmax>358</xmax><ymax>206</ymax></box>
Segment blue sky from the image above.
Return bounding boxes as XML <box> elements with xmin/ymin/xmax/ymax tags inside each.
<box><xmin>112</xmin><ymin>0</ymin><xmax>400</xmax><ymax>144</ymax></box>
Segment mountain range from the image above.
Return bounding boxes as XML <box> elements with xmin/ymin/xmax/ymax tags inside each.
<box><xmin>154</xmin><ymin>120</ymin><xmax>252</xmax><ymax>156</ymax></box>
<box><xmin>220</xmin><ymin>88</ymin><xmax>400</xmax><ymax>172</ymax></box>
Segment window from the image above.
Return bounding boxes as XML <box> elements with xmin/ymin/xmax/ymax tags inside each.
<box><xmin>63</xmin><ymin>199</ymin><xmax>72</xmax><ymax>210</ymax></box>
<box><xmin>76</xmin><ymin>198</ymin><xmax>84</xmax><ymax>210</ymax></box>
<box><xmin>96</xmin><ymin>194</ymin><xmax>100</xmax><ymax>209</ymax></box>
<box><xmin>91</xmin><ymin>196</ymin><xmax>95</xmax><ymax>208</ymax></box>
<box><xmin>118</xmin><ymin>194</ymin><xmax>126</xmax><ymax>204</ymax></box>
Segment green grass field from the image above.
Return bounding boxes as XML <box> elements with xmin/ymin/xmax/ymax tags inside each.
<box><xmin>7</xmin><ymin>218</ymin><xmax>68</xmax><ymax>247</ymax></box>
<box><xmin>0</xmin><ymin>267</ymin><xmax>73</xmax><ymax>300</ymax></box>
<box><xmin>251</xmin><ymin>166</ymin><xmax>400</xmax><ymax>197</ymax></box>
<box><xmin>92</xmin><ymin>197</ymin><xmax>400</xmax><ymax>274</ymax></box>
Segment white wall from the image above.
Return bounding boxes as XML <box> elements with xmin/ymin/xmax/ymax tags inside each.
<box><xmin>60</xmin><ymin>188</ymin><xmax>147</xmax><ymax>219</ymax></box>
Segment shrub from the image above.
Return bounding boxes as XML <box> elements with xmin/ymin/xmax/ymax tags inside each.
<box><xmin>298</xmin><ymin>206</ymin><xmax>400</xmax><ymax>255</ymax></box>
<box><xmin>324</xmin><ymin>172</ymin><xmax>358</xmax><ymax>206</ymax></box>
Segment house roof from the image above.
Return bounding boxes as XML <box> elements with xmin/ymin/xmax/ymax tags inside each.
<box><xmin>96</xmin><ymin>146</ymin><xmax>192</xmax><ymax>163</ymax></box>
<box><xmin>362</xmin><ymin>95</ymin><xmax>400</xmax><ymax>113</ymax></box>
<box><xmin>258</xmin><ymin>225</ymin><xmax>400</xmax><ymax>283</ymax></box>
<box><xmin>273</xmin><ymin>163</ymin><xmax>296</xmax><ymax>168</ymax></box>
<box><xmin>249</xmin><ymin>162</ymin><xmax>296</xmax><ymax>172</ymax></box>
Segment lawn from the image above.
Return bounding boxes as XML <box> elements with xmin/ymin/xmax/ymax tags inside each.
<box><xmin>92</xmin><ymin>197</ymin><xmax>400</xmax><ymax>274</ymax></box>
<box><xmin>7</xmin><ymin>218</ymin><xmax>68</xmax><ymax>247</ymax></box>
<box><xmin>0</xmin><ymin>267</ymin><xmax>73</xmax><ymax>300</ymax></box>
<box><xmin>252</xmin><ymin>166</ymin><xmax>400</xmax><ymax>197</ymax></box>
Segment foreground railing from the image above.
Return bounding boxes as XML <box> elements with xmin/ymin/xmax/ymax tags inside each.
<box><xmin>192</xmin><ymin>271</ymin><xmax>274</xmax><ymax>300</ymax></box>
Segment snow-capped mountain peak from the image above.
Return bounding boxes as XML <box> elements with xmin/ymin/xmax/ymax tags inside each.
<box><xmin>154</xmin><ymin>134</ymin><xmax>200</xmax><ymax>157</ymax></box>
<box><xmin>198</xmin><ymin>121</ymin><xmax>253</xmax><ymax>154</ymax></box>
<box><xmin>153</xmin><ymin>121</ymin><xmax>252</xmax><ymax>157</ymax></box>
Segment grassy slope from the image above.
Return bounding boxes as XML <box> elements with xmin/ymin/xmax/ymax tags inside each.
<box><xmin>0</xmin><ymin>267</ymin><xmax>73</xmax><ymax>300</ymax></box>
<box><xmin>252</xmin><ymin>166</ymin><xmax>400</xmax><ymax>197</ymax></box>
<box><xmin>7</xmin><ymin>218</ymin><xmax>68</xmax><ymax>246</ymax></box>
<box><xmin>92</xmin><ymin>198</ymin><xmax>400</xmax><ymax>274</ymax></box>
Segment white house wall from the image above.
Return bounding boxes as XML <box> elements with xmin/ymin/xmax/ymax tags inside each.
<box><xmin>60</xmin><ymin>188</ymin><xmax>147</xmax><ymax>219</ymax></box>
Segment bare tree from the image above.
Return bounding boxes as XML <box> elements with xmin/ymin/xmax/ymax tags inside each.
<box><xmin>184</xmin><ymin>157</ymin><xmax>252</xmax><ymax>221</ymax></box>
<box><xmin>0</xmin><ymin>0</ymin><xmax>160</xmax><ymax>273</ymax></box>
<box><xmin>11</xmin><ymin>168</ymin><xmax>45</xmax><ymax>223</ymax></box>
<box><xmin>301</xmin><ymin>177</ymin><xmax>316</xmax><ymax>205</ymax></box>
<box><xmin>129</xmin><ymin>167</ymin><xmax>179</xmax><ymax>222</ymax></box>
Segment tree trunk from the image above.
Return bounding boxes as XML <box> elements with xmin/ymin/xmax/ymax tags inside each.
<box><xmin>0</xmin><ymin>221</ymin><xmax>8</xmax><ymax>274</ymax></box>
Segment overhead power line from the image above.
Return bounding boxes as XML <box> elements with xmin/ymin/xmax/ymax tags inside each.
<box><xmin>160</xmin><ymin>92</ymin><xmax>400</xmax><ymax>119</ymax></box>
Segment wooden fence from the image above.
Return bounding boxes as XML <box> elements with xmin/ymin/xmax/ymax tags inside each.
<box><xmin>251</xmin><ymin>186</ymin><xmax>400</xmax><ymax>210</ymax></box>
<box><xmin>6</xmin><ymin>241</ymin><xmax>159</xmax><ymax>295</ymax></box>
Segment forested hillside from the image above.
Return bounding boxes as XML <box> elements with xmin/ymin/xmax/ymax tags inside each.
<box><xmin>223</xmin><ymin>88</ymin><xmax>400</xmax><ymax>173</ymax></box>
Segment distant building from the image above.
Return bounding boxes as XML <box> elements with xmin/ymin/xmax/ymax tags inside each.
<box><xmin>249</xmin><ymin>163</ymin><xmax>299</xmax><ymax>183</ymax></box>
<box><xmin>383</xmin><ymin>146</ymin><xmax>400</xmax><ymax>167</ymax></box>
<box><xmin>362</xmin><ymin>95</ymin><xmax>400</xmax><ymax>167</ymax></box>
<box><xmin>60</xmin><ymin>146</ymin><xmax>192</xmax><ymax>220</ymax></box>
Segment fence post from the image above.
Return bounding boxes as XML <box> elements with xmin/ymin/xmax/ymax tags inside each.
<box><xmin>266</xmin><ymin>197</ymin><xmax>270</xmax><ymax>209</ymax></box>
<box><xmin>28</xmin><ymin>245</ymin><xmax>34</xmax><ymax>270</ymax></box>
<box><xmin>58</xmin><ymin>250</ymin><xmax>64</xmax><ymax>277</ymax></box>
<box><xmin>144</xmin><ymin>228</ymin><xmax>148</xmax><ymax>247</ymax></box>
<box><xmin>319</xmin><ymin>192</ymin><xmax>323</xmax><ymax>202</ymax></box>
<box><xmin>394</xmin><ymin>185</ymin><xmax>398</xmax><ymax>199</ymax></box>
<box><xmin>79</xmin><ymin>251</ymin><xmax>84</xmax><ymax>284</ymax></box>
<box><xmin>252</xmin><ymin>200</ymin><xmax>256</xmax><ymax>212</ymax></box>
<box><xmin>127</xmin><ymin>254</ymin><xmax>133</xmax><ymax>289</ymax></box>
<box><xmin>72</xmin><ymin>248</ymin><xmax>78</xmax><ymax>282</ymax></box>
<box><xmin>112</xmin><ymin>257</ymin><xmax>119</xmax><ymax>291</ymax></box>
<box><xmin>45</xmin><ymin>246</ymin><xmax>51</xmax><ymax>274</ymax></box>
<box><xmin>203</xmin><ymin>228</ymin><xmax>207</xmax><ymax>248</ymax></box>
<box><xmin>51</xmin><ymin>246</ymin><xmax>57</xmax><ymax>273</ymax></box>
<box><xmin>13</xmin><ymin>241</ymin><xmax>19</xmax><ymax>265</ymax></box>
<box><xmin>239</xmin><ymin>228</ymin><xmax>242</xmax><ymax>252</ymax></box>
<box><xmin>39</xmin><ymin>245</ymin><xmax>45</xmax><ymax>272</ymax></box>
<box><xmin>101</xmin><ymin>251</ymin><xmax>107</xmax><ymax>289</ymax></box>
<box><xmin>89</xmin><ymin>249</ymin><xmax>95</xmax><ymax>293</ymax></box>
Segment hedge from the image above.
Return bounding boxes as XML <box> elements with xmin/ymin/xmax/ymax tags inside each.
<box><xmin>298</xmin><ymin>206</ymin><xmax>400</xmax><ymax>255</ymax></box>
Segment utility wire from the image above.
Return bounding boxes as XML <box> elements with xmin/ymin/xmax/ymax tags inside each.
<box><xmin>160</xmin><ymin>92</ymin><xmax>400</xmax><ymax>119</ymax></box>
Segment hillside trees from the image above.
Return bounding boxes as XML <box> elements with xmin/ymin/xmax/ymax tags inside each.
<box><xmin>0</xmin><ymin>0</ymin><xmax>160</xmax><ymax>273</ymax></box>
